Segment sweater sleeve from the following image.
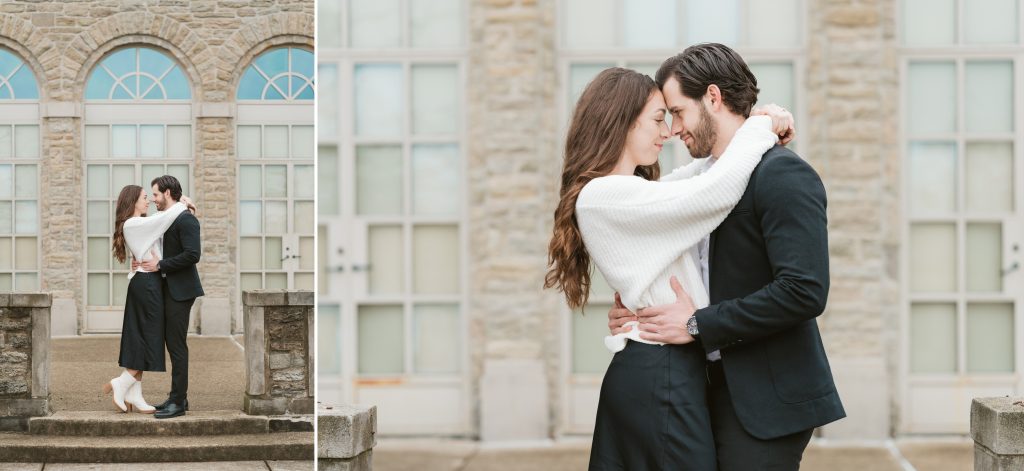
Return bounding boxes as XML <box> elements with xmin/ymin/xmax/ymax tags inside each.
<box><xmin>575</xmin><ymin>116</ymin><xmax>776</xmax><ymax>311</ymax></box>
<box><xmin>123</xmin><ymin>202</ymin><xmax>187</xmax><ymax>261</ymax></box>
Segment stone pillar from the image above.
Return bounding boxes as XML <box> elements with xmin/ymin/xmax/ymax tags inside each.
<box><xmin>972</xmin><ymin>397</ymin><xmax>1024</xmax><ymax>470</ymax></box>
<box><xmin>194</xmin><ymin>115</ymin><xmax>236</xmax><ymax>335</ymax></box>
<box><xmin>0</xmin><ymin>293</ymin><xmax>52</xmax><ymax>431</ymax></box>
<box><xmin>242</xmin><ymin>290</ymin><xmax>313</xmax><ymax>415</ymax></box>
<box><xmin>318</xmin><ymin>402</ymin><xmax>376</xmax><ymax>471</ymax></box>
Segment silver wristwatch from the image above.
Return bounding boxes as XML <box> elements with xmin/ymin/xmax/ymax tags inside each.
<box><xmin>686</xmin><ymin>316</ymin><xmax>699</xmax><ymax>337</ymax></box>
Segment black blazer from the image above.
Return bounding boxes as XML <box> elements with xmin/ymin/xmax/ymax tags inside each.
<box><xmin>158</xmin><ymin>211</ymin><xmax>205</xmax><ymax>302</ymax></box>
<box><xmin>694</xmin><ymin>145</ymin><xmax>845</xmax><ymax>440</ymax></box>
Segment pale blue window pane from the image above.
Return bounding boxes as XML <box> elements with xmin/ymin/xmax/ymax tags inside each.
<box><xmin>111</xmin><ymin>165</ymin><xmax>134</xmax><ymax>193</ymax></box>
<box><xmin>908</xmin><ymin>62</ymin><xmax>956</xmax><ymax>134</ymax></box>
<box><xmin>318</xmin><ymin>304</ymin><xmax>341</xmax><ymax>374</ymax></box>
<box><xmin>410</xmin><ymin>0</ymin><xmax>463</xmax><ymax>48</ymax></box>
<box><xmin>266</xmin><ymin>201</ymin><xmax>288</xmax><ymax>234</ymax></box>
<box><xmin>966</xmin><ymin>61</ymin><xmax>1014</xmax><ymax>133</ymax></box>
<box><xmin>318</xmin><ymin>65</ymin><xmax>338</xmax><ymax>139</ymax></box>
<box><xmin>85</xmin><ymin>68</ymin><xmax>115</xmax><ymax>100</ymax></box>
<box><xmin>239</xmin><ymin>166</ymin><xmax>262</xmax><ymax>199</ymax></box>
<box><xmin>0</xmin><ymin>86</ymin><xmax>9</xmax><ymax>100</ymax></box>
<box><xmin>296</xmin><ymin>84</ymin><xmax>314</xmax><ymax>100</ymax></box>
<box><xmin>14</xmin><ymin>125</ymin><xmax>38</xmax><ymax>159</ymax></box>
<box><xmin>163</xmin><ymin>66</ymin><xmax>190</xmax><ymax>99</ymax></box>
<box><xmin>291</xmin><ymin>49</ymin><xmax>314</xmax><ymax>84</ymax></box>
<box><xmin>749</xmin><ymin>63</ymin><xmax>795</xmax><ymax>111</ymax></box>
<box><xmin>264</xmin><ymin>126</ymin><xmax>289</xmax><ymax>159</ymax></box>
<box><xmin>237</xmin><ymin>67</ymin><xmax>266</xmax><ymax>100</ymax></box>
<box><xmin>569</xmin><ymin>64</ymin><xmax>613</xmax><ymax>107</ymax></box>
<box><xmin>0</xmin><ymin>126</ymin><xmax>9</xmax><ymax>158</ymax></box>
<box><xmin>167</xmin><ymin>125</ymin><xmax>191</xmax><ymax>158</ymax></box>
<box><xmin>265</xmin><ymin>165</ymin><xmax>287</xmax><ymax>197</ymax></box>
<box><xmin>0</xmin><ymin>51</ymin><xmax>19</xmax><ymax>77</ymax></box>
<box><xmin>909</xmin><ymin>142</ymin><xmax>957</xmax><ymax>214</ymax></box>
<box><xmin>295</xmin><ymin>165</ymin><xmax>314</xmax><ymax>199</ymax></box>
<box><xmin>318</xmin><ymin>0</ymin><xmax>342</xmax><ymax>48</ymax></box>
<box><xmin>747</xmin><ymin>0</ymin><xmax>800</xmax><ymax>47</ymax></box>
<box><xmin>112</xmin><ymin>84</ymin><xmax>133</xmax><ymax>100</ymax></box>
<box><xmin>85</xmin><ymin>125</ymin><xmax>108</xmax><ymax>159</ymax></box>
<box><xmin>319</xmin><ymin>146</ymin><xmax>339</xmax><ymax>216</ymax></box>
<box><xmin>565</xmin><ymin>0</ymin><xmax>615</xmax><ymax>48</ymax></box>
<box><xmin>413</xmin><ymin>144</ymin><xmax>460</xmax><ymax>216</ymax></box>
<box><xmin>624</xmin><ymin>0</ymin><xmax>677</xmax><ymax>49</ymax></box>
<box><xmin>354</xmin><ymin>64</ymin><xmax>403</xmax><ymax>137</ymax></box>
<box><xmin>139</xmin><ymin>47</ymin><xmax>173</xmax><ymax>77</ymax></box>
<box><xmin>273</xmin><ymin>77</ymin><xmax>290</xmax><ymax>100</ymax></box>
<box><xmin>0</xmin><ymin>202</ymin><xmax>10</xmax><ymax>234</ymax></box>
<box><xmin>104</xmin><ymin>49</ymin><xmax>136</xmax><ymax>78</ymax></box>
<box><xmin>966</xmin><ymin>0</ymin><xmax>1018</xmax><ymax>44</ymax></box>
<box><xmin>87</xmin><ymin>201</ymin><xmax>109</xmax><ymax>234</ymax></box>
<box><xmin>14</xmin><ymin>165</ymin><xmax>36</xmax><ymax>198</ymax></box>
<box><xmin>264</xmin><ymin>85</ymin><xmax>285</xmax><ymax>100</ymax></box>
<box><xmin>412</xmin><ymin>65</ymin><xmax>458</xmax><ymax>135</ymax></box>
<box><xmin>350</xmin><ymin>0</ymin><xmax>401</xmax><ymax>48</ymax></box>
<box><xmin>87</xmin><ymin>166</ymin><xmax>109</xmax><ymax>199</ymax></box>
<box><xmin>358</xmin><ymin>305</ymin><xmax>404</xmax><ymax>374</ymax></box>
<box><xmin>240</xmin><ymin>201</ymin><xmax>262</xmax><ymax>235</ymax></box>
<box><xmin>688</xmin><ymin>0</ymin><xmax>739</xmax><ymax>45</ymax></box>
<box><xmin>291</xmin><ymin>75</ymin><xmax>313</xmax><ymax>100</ymax></box>
<box><xmin>139</xmin><ymin>75</ymin><xmax>162</xmax><ymax>100</ymax></box>
<box><xmin>238</xmin><ymin>126</ymin><xmax>262</xmax><ymax>158</ymax></box>
<box><xmin>8</xmin><ymin>66</ymin><xmax>38</xmax><ymax>100</ymax></box>
<box><xmin>291</xmin><ymin>126</ymin><xmax>314</xmax><ymax>159</ymax></box>
<box><xmin>904</xmin><ymin>0</ymin><xmax>955</xmax><ymax>46</ymax></box>
<box><xmin>140</xmin><ymin>125</ymin><xmax>164</xmax><ymax>158</ymax></box>
<box><xmin>0</xmin><ymin>165</ymin><xmax>12</xmax><ymax>198</ymax></box>
<box><xmin>413</xmin><ymin>304</ymin><xmax>461</xmax><ymax>374</ymax></box>
<box><xmin>112</xmin><ymin>125</ymin><xmax>136</xmax><ymax>158</ymax></box>
<box><xmin>14</xmin><ymin>201</ymin><xmax>36</xmax><ymax>234</ymax></box>
<box><xmin>255</xmin><ymin>48</ymin><xmax>289</xmax><ymax>81</ymax></box>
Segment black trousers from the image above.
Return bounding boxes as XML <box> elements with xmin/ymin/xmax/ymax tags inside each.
<box><xmin>118</xmin><ymin>272</ymin><xmax>165</xmax><ymax>372</ymax></box>
<box><xmin>162</xmin><ymin>277</ymin><xmax>195</xmax><ymax>405</ymax></box>
<box><xmin>707</xmin><ymin>360</ymin><xmax>814</xmax><ymax>471</ymax></box>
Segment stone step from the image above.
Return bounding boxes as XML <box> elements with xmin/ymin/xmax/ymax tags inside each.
<box><xmin>28</xmin><ymin>411</ymin><xmax>280</xmax><ymax>436</ymax></box>
<box><xmin>0</xmin><ymin>431</ymin><xmax>314</xmax><ymax>462</ymax></box>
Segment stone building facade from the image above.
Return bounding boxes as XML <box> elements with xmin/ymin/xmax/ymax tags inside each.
<box><xmin>0</xmin><ymin>1</ymin><xmax>314</xmax><ymax>336</ymax></box>
<box><xmin>325</xmin><ymin>0</ymin><xmax>1024</xmax><ymax>441</ymax></box>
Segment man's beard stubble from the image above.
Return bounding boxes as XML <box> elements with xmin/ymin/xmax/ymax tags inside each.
<box><xmin>685</xmin><ymin>102</ymin><xmax>717</xmax><ymax>159</ymax></box>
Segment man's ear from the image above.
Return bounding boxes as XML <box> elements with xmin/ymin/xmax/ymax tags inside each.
<box><xmin>705</xmin><ymin>84</ymin><xmax>723</xmax><ymax>112</ymax></box>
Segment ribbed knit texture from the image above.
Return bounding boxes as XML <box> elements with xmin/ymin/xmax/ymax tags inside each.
<box><xmin>123</xmin><ymin>202</ymin><xmax>187</xmax><ymax>280</ymax></box>
<box><xmin>575</xmin><ymin>116</ymin><xmax>777</xmax><ymax>351</ymax></box>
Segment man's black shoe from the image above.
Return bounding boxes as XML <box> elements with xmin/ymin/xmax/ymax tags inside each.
<box><xmin>154</xmin><ymin>402</ymin><xmax>187</xmax><ymax>419</ymax></box>
<box><xmin>155</xmin><ymin>398</ymin><xmax>189</xmax><ymax>411</ymax></box>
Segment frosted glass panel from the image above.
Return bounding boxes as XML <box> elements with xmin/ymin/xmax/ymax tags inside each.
<box><xmin>749</xmin><ymin>63</ymin><xmax>794</xmax><ymax>111</ymax></box>
<box><xmin>299</xmin><ymin>236</ymin><xmax>314</xmax><ymax>270</ymax></box>
<box><xmin>112</xmin><ymin>274</ymin><xmax>128</xmax><ymax>306</ymax></box>
<box><xmin>591</xmin><ymin>268</ymin><xmax>614</xmax><ymax>297</ymax></box>
<box><xmin>237</xmin><ymin>126</ymin><xmax>262</xmax><ymax>159</ymax></box>
<box><xmin>356</xmin><ymin>145</ymin><xmax>402</xmax><ymax>215</ymax></box>
<box><xmin>573</xmin><ymin>303</ymin><xmax>615</xmax><ymax>374</ymax></box>
<box><xmin>14</xmin><ymin>201</ymin><xmax>36</xmax><ymax>233</ymax></box>
<box><xmin>319</xmin><ymin>146</ymin><xmax>339</xmax><ymax>216</ymax></box>
<box><xmin>87</xmin><ymin>166</ymin><xmax>109</xmax><ymax>198</ymax></box>
<box><xmin>368</xmin><ymin>225</ymin><xmax>403</xmax><ymax>294</ymax></box>
<box><xmin>413</xmin><ymin>225</ymin><xmax>459</xmax><ymax>294</ymax></box>
<box><xmin>412</xmin><ymin>65</ymin><xmax>458</xmax><ymax>135</ymax></box>
<box><xmin>239</xmin><ymin>201</ymin><xmax>262</xmax><ymax>235</ymax></box>
<box><xmin>967</xmin><ymin>303</ymin><xmax>1014</xmax><ymax>372</ymax></box>
<box><xmin>296</xmin><ymin>272</ymin><xmax>314</xmax><ymax>289</ymax></box>
<box><xmin>318</xmin><ymin>0</ymin><xmax>341</xmax><ymax>47</ymax></box>
<box><xmin>294</xmin><ymin>165</ymin><xmax>314</xmax><ymax>199</ymax></box>
<box><xmin>88</xmin><ymin>273</ymin><xmax>110</xmax><ymax>306</ymax></box>
<box><xmin>410</xmin><ymin>0</ymin><xmax>463</xmax><ymax>48</ymax></box>
<box><xmin>908</xmin><ymin>142</ymin><xmax>957</xmax><ymax>213</ymax></box>
<box><xmin>0</xmin><ymin>274</ymin><xmax>9</xmax><ymax>292</ymax></box>
<box><xmin>688</xmin><ymin>0</ymin><xmax>739</xmax><ymax>45</ymax></box>
<box><xmin>294</xmin><ymin>201</ymin><xmax>314</xmax><ymax>233</ymax></box>
<box><xmin>239</xmin><ymin>166</ymin><xmax>262</xmax><ymax>199</ymax></box>
<box><xmin>904</xmin><ymin>0</ymin><xmax>955</xmax><ymax>45</ymax></box>
<box><xmin>358</xmin><ymin>305</ymin><xmax>404</xmax><ymax>374</ymax></box>
<box><xmin>265</xmin><ymin>201</ymin><xmax>287</xmax><ymax>234</ymax></box>
<box><xmin>318</xmin><ymin>65</ymin><xmax>338</xmax><ymax>139</ymax></box>
<box><xmin>350</xmin><ymin>0</ymin><xmax>401</xmax><ymax>48</ymax></box>
<box><xmin>139</xmin><ymin>125</ymin><xmax>163</xmax><ymax>158</ymax></box>
<box><xmin>167</xmin><ymin>125</ymin><xmax>191</xmax><ymax>158</ymax></box>
<box><xmin>624</xmin><ymin>0</ymin><xmax>676</xmax><ymax>49</ymax></box>
<box><xmin>569</xmin><ymin>64</ymin><xmax>614</xmax><ymax>107</ymax></box>
<box><xmin>966</xmin><ymin>224</ymin><xmax>1002</xmax><ymax>292</ymax></box>
<box><xmin>87</xmin><ymin>201</ymin><xmax>109</xmax><ymax>234</ymax></box>
<box><xmin>413</xmin><ymin>144</ymin><xmax>460</xmax><ymax>216</ymax></box>
<box><xmin>240</xmin><ymin>237</ymin><xmax>261</xmax><ymax>270</ymax></box>
<box><xmin>15</xmin><ymin>165</ymin><xmax>36</xmax><ymax>197</ymax></box>
<box><xmin>0</xmin><ymin>126</ymin><xmax>9</xmax><ymax>158</ymax></box>
<box><xmin>565</xmin><ymin>0</ymin><xmax>615</xmax><ymax>48</ymax></box>
<box><xmin>413</xmin><ymin>304</ymin><xmax>460</xmax><ymax>374</ymax></box>
<box><xmin>318</xmin><ymin>225</ymin><xmax>328</xmax><ymax>295</ymax></box>
<box><xmin>910</xmin><ymin>303</ymin><xmax>957</xmax><ymax>373</ymax></box>
<box><xmin>0</xmin><ymin>238</ymin><xmax>9</xmax><ymax>268</ymax></box>
<box><xmin>910</xmin><ymin>224</ymin><xmax>957</xmax><ymax>292</ymax></box>
<box><xmin>0</xmin><ymin>166</ymin><xmax>9</xmax><ymax>199</ymax></box>
<box><xmin>240</xmin><ymin>273</ymin><xmax>262</xmax><ymax>291</ymax></box>
<box><xmin>265</xmin><ymin>237</ymin><xmax>283</xmax><ymax>270</ymax></box>
<box><xmin>966</xmin><ymin>62</ymin><xmax>1013</xmax><ymax>133</ymax></box>
<box><xmin>112</xmin><ymin>125</ymin><xmax>136</xmax><ymax>159</ymax></box>
<box><xmin>354</xmin><ymin>64</ymin><xmax>403</xmax><ymax>137</ymax></box>
<box><xmin>0</xmin><ymin>202</ymin><xmax>10</xmax><ymax>234</ymax></box>
<box><xmin>88</xmin><ymin>237</ymin><xmax>110</xmax><ymax>270</ymax></box>
<box><xmin>318</xmin><ymin>304</ymin><xmax>341</xmax><ymax>374</ymax></box>
<box><xmin>966</xmin><ymin>142</ymin><xmax>1014</xmax><ymax>212</ymax></box>
<box><xmin>265</xmin><ymin>273</ymin><xmax>287</xmax><ymax>290</ymax></box>
<box><xmin>907</xmin><ymin>62</ymin><xmax>956</xmax><ymax>134</ymax></box>
<box><xmin>85</xmin><ymin>126</ymin><xmax>108</xmax><ymax>159</ymax></box>
<box><xmin>112</xmin><ymin>166</ymin><xmax>134</xmax><ymax>192</ymax></box>
<box><xmin>965</xmin><ymin>0</ymin><xmax>1017</xmax><ymax>44</ymax></box>
<box><xmin>14</xmin><ymin>125</ymin><xmax>38</xmax><ymax>159</ymax></box>
<box><xmin>14</xmin><ymin>237</ymin><xmax>36</xmax><ymax>270</ymax></box>
<box><xmin>15</xmin><ymin>274</ymin><xmax>36</xmax><ymax>292</ymax></box>
<box><xmin>291</xmin><ymin>126</ymin><xmax>314</xmax><ymax>159</ymax></box>
<box><xmin>748</xmin><ymin>0</ymin><xmax>800</xmax><ymax>47</ymax></box>
<box><xmin>264</xmin><ymin>126</ymin><xmax>289</xmax><ymax>159</ymax></box>
<box><xmin>265</xmin><ymin>165</ymin><xmax>287</xmax><ymax>197</ymax></box>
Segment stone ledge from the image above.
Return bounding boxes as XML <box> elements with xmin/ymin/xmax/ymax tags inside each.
<box><xmin>972</xmin><ymin>397</ymin><xmax>1024</xmax><ymax>455</ymax></box>
<box><xmin>243</xmin><ymin>290</ymin><xmax>314</xmax><ymax>307</ymax></box>
<box><xmin>0</xmin><ymin>293</ymin><xmax>52</xmax><ymax>308</ymax></box>
<box><xmin>319</xmin><ymin>450</ymin><xmax>373</xmax><ymax>471</ymax></box>
<box><xmin>318</xmin><ymin>402</ymin><xmax>376</xmax><ymax>460</ymax></box>
<box><xmin>244</xmin><ymin>396</ymin><xmax>314</xmax><ymax>416</ymax></box>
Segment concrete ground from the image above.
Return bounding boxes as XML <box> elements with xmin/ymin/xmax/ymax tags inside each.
<box><xmin>50</xmin><ymin>336</ymin><xmax>246</xmax><ymax>411</ymax></box>
<box><xmin>0</xmin><ymin>462</ymin><xmax>311</xmax><ymax>470</ymax></box>
<box><xmin>372</xmin><ymin>437</ymin><xmax>974</xmax><ymax>471</ymax></box>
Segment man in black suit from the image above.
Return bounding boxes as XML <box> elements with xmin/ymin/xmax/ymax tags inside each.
<box><xmin>608</xmin><ymin>43</ymin><xmax>845</xmax><ymax>470</ymax></box>
<box><xmin>136</xmin><ymin>175</ymin><xmax>205</xmax><ymax>419</ymax></box>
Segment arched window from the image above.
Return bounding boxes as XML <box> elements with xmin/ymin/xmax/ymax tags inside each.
<box><xmin>82</xmin><ymin>46</ymin><xmax>194</xmax><ymax>332</ymax></box>
<box><xmin>0</xmin><ymin>48</ymin><xmax>40</xmax><ymax>292</ymax></box>
<box><xmin>235</xmin><ymin>46</ymin><xmax>315</xmax><ymax>330</ymax></box>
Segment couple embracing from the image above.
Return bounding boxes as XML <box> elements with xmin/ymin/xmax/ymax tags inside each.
<box><xmin>102</xmin><ymin>175</ymin><xmax>204</xmax><ymax>420</ymax></box>
<box><xmin>546</xmin><ymin>43</ymin><xmax>846</xmax><ymax>470</ymax></box>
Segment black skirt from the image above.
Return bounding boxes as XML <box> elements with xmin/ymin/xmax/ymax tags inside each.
<box><xmin>589</xmin><ymin>341</ymin><xmax>717</xmax><ymax>471</ymax></box>
<box><xmin>118</xmin><ymin>272</ymin><xmax>166</xmax><ymax>372</ymax></box>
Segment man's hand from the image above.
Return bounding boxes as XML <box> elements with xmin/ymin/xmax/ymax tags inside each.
<box><xmin>751</xmin><ymin>103</ymin><xmax>795</xmax><ymax>146</ymax></box>
<box><xmin>607</xmin><ymin>293</ymin><xmax>637</xmax><ymax>335</ymax></box>
<box><xmin>637</xmin><ymin>276</ymin><xmax>697</xmax><ymax>344</ymax></box>
<box><xmin>139</xmin><ymin>259</ymin><xmax>160</xmax><ymax>272</ymax></box>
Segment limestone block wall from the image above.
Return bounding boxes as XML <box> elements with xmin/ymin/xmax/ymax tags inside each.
<box><xmin>0</xmin><ymin>293</ymin><xmax>51</xmax><ymax>431</ymax></box>
<box><xmin>243</xmin><ymin>290</ymin><xmax>314</xmax><ymax>416</ymax></box>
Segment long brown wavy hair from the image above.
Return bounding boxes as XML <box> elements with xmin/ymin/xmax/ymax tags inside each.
<box><xmin>544</xmin><ymin>68</ymin><xmax>661</xmax><ymax>309</ymax></box>
<box><xmin>112</xmin><ymin>185</ymin><xmax>144</xmax><ymax>264</ymax></box>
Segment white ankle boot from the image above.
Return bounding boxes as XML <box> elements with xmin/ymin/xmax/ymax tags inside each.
<box><xmin>102</xmin><ymin>370</ymin><xmax>136</xmax><ymax>413</ymax></box>
<box><xmin>125</xmin><ymin>381</ymin><xmax>155</xmax><ymax>414</ymax></box>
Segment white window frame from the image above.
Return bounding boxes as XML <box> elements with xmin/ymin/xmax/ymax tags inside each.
<box><xmin>0</xmin><ymin>75</ymin><xmax>42</xmax><ymax>293</ymax></box>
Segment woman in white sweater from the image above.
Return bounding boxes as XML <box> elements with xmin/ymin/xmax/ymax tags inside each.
<box><xmin>102</xmin><ymin>185</ymin><xmax>195</xmax><ymax>413</ymax></box>
<box><xmin>545</xmin><ymin>68</ymin><xmax>790</xmax><ymax>470</ymax></box>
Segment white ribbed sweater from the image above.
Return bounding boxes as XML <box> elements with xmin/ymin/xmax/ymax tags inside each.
<box><xmin>575</xmin><ymin>116</ymin><xmax>777</xmax><ymax>352</ymax></box>
<box><xmin>123</xmin><ymin>202</ymin><xmax>187</xmax><ymax>280</ymax></box>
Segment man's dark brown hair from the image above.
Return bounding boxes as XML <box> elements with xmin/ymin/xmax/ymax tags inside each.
<box><xmin>151</xmin><ymin>175</ymin><xmax>183</xmax><ymax>201</ymax></box>
<box><xmin>655</xmin><ymin>43</ymin><xmax>760</xmax><ymax>117</ymax></box>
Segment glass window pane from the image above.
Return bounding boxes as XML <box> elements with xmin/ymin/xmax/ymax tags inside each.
<box><xmin>240</xmin><ymin>201</ymin><xmax>262</xmax><ymax>235</ymax></box>
<box><xmin>291</xmin><ymin>126</ymin><xmax>314</xmax><ymax>160</ymax></box>
<box><xmin>112</xmin><ymin>274</ymin><xmax>128</xmax><ymax>306</ymax></box>
<box><xmin>573</xmin><ymin>303</ymin><xmax>615</xmax><ymax>374</ymax></box>
<box><xmin>318</xmin><ymin>225</ymin><xmax>329</xmax><ymax>295</ymax></box>
<box><xmin>368</xmin><ymin>225</ymin><xmax>403</xmax><ymax>294</ymax></box>
<box><xmin>688</xmin><ymin>0</ymin><xmax>739</xmax><ymax>45</ymax></box>
<box><xmin>14</xmin><ymin>237</ymin><xmax>36</xmax><ymax>270</ymax></box>
<box><xmin>966</xmin><ymin>223</ymin><xmax>1002</xmax><ymax>292</ymax></box>
<box><xmin>569</xmin><ymin>64</ymin><xmax>615</xmax><ymax>107</ymax></box>
<box><xmin>907</xmin><ymin>62</ymin><xmax>956</xmax><ymax>134</ymax></box>
<box><xmin>910</xmin><ymin>303</ymin><xmax>957</xmax><ymax>373</ymax></box>
<box><xmin>264</xmin><ymin>126</ymin><xmax>289</xmax><ymax>159</ymax></box>
<box><xmin>318</xmin><ymin>0</ymin><xmax>342</xmax><ymax>48</ymax></box>
<box><xmin>0</xmin><ymin>126</ymin><xmax>11</xmax><ymax>158</ymax></box>
<box><xmin>904</xmin><ymin>0</ymin><xmax>955</xmax><ymax>45</ymax></box>
<box><xmin>318</xmin><ymin>304</ymin><xmax>341</xmax><ymax>374</ymax></box>
<box><xmin>15</xmin><ymin>273</ymin><xmax>37</xmax><ymax>292</ymax></box>
<box><xmin>295</xmin><ymin>273</ymin><xmax>314</xmax><ymax>290</ymax></box>
<box><xmin>265</xmin><ymin>201</ymin><xmax>288</xmax><ymax>234</ymax></box>
<box><xmin>240</xmin><ymin>273</ymin><xmax>262</xmax><ymax>291</ymax></box>
<box><xmin>299</xmin><ymin>236</ymin><xmax>314</xmax><ymax>271</ymax></box>
<box><xmin>167</xmin><ymin>125</ymin><xmax>191</xmax><ymax>158</ymax></box>
<box><xmin>967</xmin><ymin>303</ymin><xmax>1015</xmax><ymax>373</ymax></box>
<box><xmin>139</xmin><ymin>125</ymin><xmax>164</xmax><ymax>159</ymax></box>
<box><xmin>565</xmin><ymin>0</ymin><xmax>615</xmax><ymax>48</ymax></box>
<box><xmin>350</xmin><ymin>0</ymin><xmax>401</xmax><ymax>48</ymax></box>
<box><xmin>265</xmin><ymin>273</ymin><xmax>287</xmax><ymax>289</ymax></box>
<box><xmin>294</xmin><ymin>201</ymin><xmax>314</xmax><ymax>234</ymax></box>
<box><xmin>412</xmin><ymin>65</ymin><xmax>459</xmax><ymax>135</ymax></box>
<box><xmin>14</xmin><ymin>201</ymin><xmax>36</xmax><ymax>234</ymax></box>
<box><xmin>240</xmin><ymin>237</ymin><xmax>262</xmax><ymax>270</ymax></box>
<box><xmin>413</xmin><ymin>225</ymin><xmax>459</xmax><ymax>294</ymax></box>
<box><xmin>112</xmin><ymin>125</ymin><xmax>136</xmax><ymax>159</ymax></box>
<box><xmin>965</xmin><ymin>0</ymin><xmax>1018</xmax><ymax>44</ymax></box>
<box><xmin>318</xmin><ymin>65</ymin><xmax>338</xmax><ymax>141</ymax></box>
<box><xmin>909</xmin><ymin>142</ymin><xmax>957</xmax><ymax>214</ymax></box>
<box><xmin>0</xmin><ymin>238</ymin><xmax>10</xmax><ymax>269</ymax></box>
<box><xmin>112</xmin><ymin>165</ymin><xmax>134</xmax><ymax>192</ymax></box>
<box><xmin>265</xmin><ymin>237</ymin><xmax>283</xmax><ymax>270</ymax></box>
<box><xmin>413</xmin><ymin>144</ymin><xmax>460</xmax><ymax>216</ymax></box>
<box><xmin>747</xmin><ymin>0</ymin><xmax>800</xmax><ymax>47</ymax></box>
<box><xmin>294</xmin><ymin>165</ymin><xmax>314</xmax><ymax>199</ymax></box>
<box><xmin>238</xmin><ymin>126</ymin><xmax>262</xmax><ymax>159</ymax></box>
<box><xmin>356</xmin><ymin>145</ymin><xmax>403</xmax><ymax>215</ymax></box>
<box><xmin>265</xmin><ymin>165</ymin><xmax>287</xmax><ymax>197</ymax></box>
<box><xmin>354</xmin><ymin>64</ymin><xmax>403</xmax><ymax>137</ymax></box>
<box><xmin>87</xmin><ymin>201</ymin><xmax>109</xmax><ymax>234</ymax></box>
<box><xmin>910</xmin><ymin>224</ymin><xmax>957</xmax><ymax>292</ymax></box>
<box><xmin>88</xmin><ymin>237</ymin><xmax>110</xmax><ymax>270</ymax></box>
<box><xmin>413</xmin><ymin>304</ymin><xmax>460</xmax><ymax>374</ymax></box>
<box><xmin>749</xmin><ymin>63</ymin><xmax>794</xmax><ymax>111</ymax></box>
<box><xmin>15</xmin><ymin>165</ymin><xmax>36</xmax><ymax>198</ymax></box>
<box><xmin>966</xmin><ymin>142</ymin><xmax>1014</xmax><ymax>212</ymax></box>
<box><xmin>14</xmin><ymin>125</ymin><xmax>38</xmax><ymax>159</ymax></box>
<box><xmin>87</xmin><ymin>165</ymin><xmax>109</xmax><ymax>199</ymax></box>
<box><xmin>357</xmin><ymin>305</ymin><xmax>404</xmax><ymax>374</ymax></box>
<box><xmin>624</xmin><ymin>0</ymin><xmax>676</xmax><ymax>48</ymax></box>
<box><xmin>88</xmin><ymin>273</ymin><xmax>110</xmax><ymax>306</ymax></box>
<box><xmin>410</xmin><ymin>0</ymin><xmax>462</xmax><ymax>47</ymax></box>
<box><xmin>239</xmin><ymin>166</ymin><xmax>262</xmax><ymax>199</ymax></box>
<box><xmin>85</xmin><ymin>126</ymin><xmax>109</xmax><ymax>159</ymax></box>
<box><xmin>0</xmin><ymin>165</ymin><xmax>9</xmax><ymax>200</ymax></box>
<box><xmin>966</xmin><ymin>61</ymin><xmax>1014</xmax><ymax>133</ymax></box>
<box><xmin>590</xmin><ymin>268</ymin><xmax>615</xmax><ymax>297</ymax></box>
<box><xmin>0</xmin><ymin>202</ymin><xmax>10</xmax><ymax>234</ymax></box>
<box><xmin>0</xmin><ymin>274</ymin><xmax>10</xmax><ymax>292</ymax></box>
<box><xmin>319</xmin><ymin>146</ymin><xmax>339</xmax><ymax>216</ymax></box>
